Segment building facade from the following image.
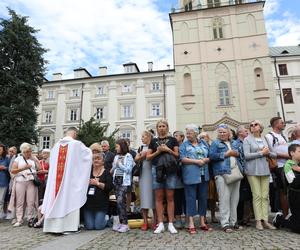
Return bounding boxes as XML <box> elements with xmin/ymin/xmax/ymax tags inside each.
<box><xmin>37</xmin><ymin>64</ymin><xmax>175</xmax><ymax>149</ymax></box>
<box><xmin>37</xmin><ymin>0</ymin><xmax>295</xmax><ymax>149</ymax></box>
<box><xmin>270</xmin><ymin>45</ymin><xmax>300</xmax><ymax>136</ymax></box>
<box><xmin>171</xmin><ymin>0</ymin><xmax>277</xmax><ymax>133</ymax></box>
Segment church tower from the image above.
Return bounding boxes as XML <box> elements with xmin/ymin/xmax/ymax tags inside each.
<box><xmin>170</xmin><ymin>0</ymin><xmax>277</xmax><ymax>131</ymax></box>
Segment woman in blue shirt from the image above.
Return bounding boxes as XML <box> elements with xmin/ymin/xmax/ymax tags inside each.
<box><xmin>180</xmin><ymin>124</ymin><xmax>211</xmax><ymax>234</ymax></box>
<box><xmin>0</xmin><ymin>143</ymin><xmax>10</xmax><ymax>219</ymax></box>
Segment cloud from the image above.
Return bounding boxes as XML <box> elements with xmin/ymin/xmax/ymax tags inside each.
<box><xmin>0</xmin><ymin>0</ymin><xmax>173</xmax><ymax>79</ymax></box>
<box><xmin>266</xmin><ymin>8</ymin><xmax>300</xmax><ymax>46</ymax></box>
<box><xmin>264</xmin><ymin>0</ymin><xmax>280</xmax><ymax>17</ymax></box>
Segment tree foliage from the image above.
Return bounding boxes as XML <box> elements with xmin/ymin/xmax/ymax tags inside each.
<box><xmin>0</xmin><ymin>9</ymin><xmax>47</xmax><ymax>149</ymax></box>
<box><xmin>77</xmin><ymin>117</ymin><xmax>119</xmax><ymax>149</ymax></box>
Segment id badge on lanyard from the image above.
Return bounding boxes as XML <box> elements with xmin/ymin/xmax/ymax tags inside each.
<box><xmin>88</xmin><ymin>187</ymin><xmax>95</xmax><ymax>196</ymax></box>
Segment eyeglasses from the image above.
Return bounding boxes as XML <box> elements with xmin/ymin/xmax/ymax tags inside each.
<box><xmin>250</xmin><ymin>123</ymin><xmax>259</xmax><ymax>128</ymax></box>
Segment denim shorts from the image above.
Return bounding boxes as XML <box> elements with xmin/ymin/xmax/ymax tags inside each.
<box><xmin>152</xmin><ymin>165</ymin><xmax>177</xmax><ymax>190</ymax></box>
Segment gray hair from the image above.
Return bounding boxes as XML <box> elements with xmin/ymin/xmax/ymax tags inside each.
<box><xmin>20</xmin><ymin>143</ymin><xmax>32</xmax><ymax>153</ymax></box>
<box><xmin>185</xmin><ymin>124</ymin><xmax>200</xmax><ymax>134</ymax></box>
<box><xmin>100</xmin><ymin>140</ymin><xmax>109</xmax><ymax>146</ymax></box>
<box><xmin>236</xmin><ymin>125</ymin><xmax>246</xmax><ymax>135</ymax></box>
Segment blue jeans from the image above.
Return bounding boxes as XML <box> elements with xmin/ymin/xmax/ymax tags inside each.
<box><xmin>184</xmin><ymin>180</ymin><xmax>208</xmax><ymax>217</ymax></box>
<box><xmin>84</xmin><ymin>208</ymin><xmax>107</xmax><ymax>230</ymax></box>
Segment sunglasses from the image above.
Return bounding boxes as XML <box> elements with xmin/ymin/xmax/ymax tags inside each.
<box><xmin>250</xmin><ymin>123</ymin><xmax>259</xmax><ymax>128</ymax></box>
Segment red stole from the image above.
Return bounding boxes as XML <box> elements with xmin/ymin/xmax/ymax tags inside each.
<box><xmin>55</xmin><ymin>145</ymin><xmax>68</xmax><ymax>197</ymax></box>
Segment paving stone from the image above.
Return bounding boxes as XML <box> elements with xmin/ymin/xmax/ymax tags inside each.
<box><xmin>1</xmin><ymin>219</ymin><xmax>300</xmax><ymax>249</ymax></box>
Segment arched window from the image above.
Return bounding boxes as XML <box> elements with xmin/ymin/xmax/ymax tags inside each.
<box><xmin>254</xmin><ymin>68</ymin><xmax>265</xmax><ymax>90</ymax></box>
<box><xmin>219</xmin><ymin>81</ymin><xmax>230</xmax><ymax>106</ymax></box>
<box><xmin>184</xmin><ymin>73</ymin><xmax>193</xmax><ymax>96</ymax></box>
<box><xmin>184</xmin><ymin>0</ymin><xmax>193</xmax><ymax>11</ymax></box>
<box><xmin>247</xmin><ymin>14</ymin><xmax>257</xmax><ymax>34</ymax></box>
<box><xmin>181</xmin><ymin>22</ymin><xmax>189</xmax><ymax>43</ymax></box>
<box><xmin>212</xmin><ymin>17</ymin><xmax>224</xmax><ymax>39</ymax></box>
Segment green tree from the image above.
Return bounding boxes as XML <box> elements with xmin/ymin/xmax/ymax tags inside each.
<box><xmin>0</xmin><ymin>9</ymin><xmax>47</xmax><ymax>149</ymax></box>
<box><xmin>77</xmin><ymin>117</ymin><xmax>119</xmax><ymax>149</ymax></box>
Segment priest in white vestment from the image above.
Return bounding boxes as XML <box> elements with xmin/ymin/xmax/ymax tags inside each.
<box><xmin>42</xmin><ymin>127</ymin><xmax>92</xmax><ymax>233</ymax></box>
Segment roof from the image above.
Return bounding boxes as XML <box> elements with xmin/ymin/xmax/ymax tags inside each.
<box><xmin>269</xmin><ymin>45</ymin><xmax>300</xmax><ymax>57</ymax></box>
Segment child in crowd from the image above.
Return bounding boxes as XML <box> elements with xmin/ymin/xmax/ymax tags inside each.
<box><xmin>111</xmin><ymin>139</ymin><xmax>134</xmax><ymax>233</ymax></box>
<box><xmin>273</xmin><ymin>144</ymin><xmax>300</xmax><ymax>233</ymax></box>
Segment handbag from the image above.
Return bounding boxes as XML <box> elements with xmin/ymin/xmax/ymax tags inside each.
<box><xmin>23</xmin><ymin>156</ymin><xmax>42</xmax><ymax>187</ymax></box>
<box><xmin>132</xmin><ymin>146</ymin><xmax>144</xmax><ymax>177</ymax></box>
<box><xmin>223</xmin><ymin>163</ymin><xmax>243</xmax><ymax>185</ymax></box>
<box><xmin>266</xmin><ymin>156</ymin><xmax>277</xmax><ymax>172</ymax></box>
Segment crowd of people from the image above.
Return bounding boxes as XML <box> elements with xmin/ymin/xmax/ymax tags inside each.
<box><xmin>0</xmin><ymin>116</ymin><xmax>300</xmax><ymax>235</ymax></box>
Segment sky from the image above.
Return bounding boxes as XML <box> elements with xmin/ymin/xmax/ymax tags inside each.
<box><xmin>0</xmin><ymin>0</ymin><xmax>300</xmax><ymax>80</ymax></box>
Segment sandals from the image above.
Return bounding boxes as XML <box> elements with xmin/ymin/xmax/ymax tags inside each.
<box><xmin>187</xmin><ymin>227</ymin><xmax>197</xmax><ymax>234</ymax></box>
<box><xmin>141</xmin><ymin>223</ymin><xmax>148</xmax><ymax>231</ymax></box>
<box><xmin>200</xmin><ymin>225</ymin><xmax>213</xmax><ymax>231</ymax></box>
<box><xmin>223</xmin><ymin>226</ymin><xmax>233</xmax><ymax>233</ymax></box>
<box><xmin>33</xmin><ymin>222</ymin><xmax>43</xmax><ymax>228</ymax></box>
<box><xmin>233</xmin><ymin>224</ymin><xmax>243</xmax><ymax>230</ymax></box>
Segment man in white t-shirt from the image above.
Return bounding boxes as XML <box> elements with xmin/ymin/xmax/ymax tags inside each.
<box><xmin>265</xmin><ymin>117</ymin><xmax>290</xmax><ymax>217</ymax></box>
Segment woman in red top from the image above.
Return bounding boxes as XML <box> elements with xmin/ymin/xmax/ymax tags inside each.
<box><xmin>38</xmin><ymin>149</ymin><xmax>50</xmax><ymax>203</ymax></box>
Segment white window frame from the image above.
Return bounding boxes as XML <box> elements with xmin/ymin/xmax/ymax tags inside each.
<box><xmin>97</xmin><ymin>85</ymin><xmax>105</xmax><ymax>96</ymax></box>
<box><xmin>42</xmin><ymin>136</ymin><xmax>50</xmax><ymax>149</ymax></box>
<box><xmin>151</xmin><ymin>82</ymin><xmax>160</xmax><ymax>92</ymax></box>
<box><xmin>47</xmin><ymin>90</ymin><xmax>54</xmax><ymax>100</ymax></box>
<box><xmin>96</xmin><ymin>107</ymin><xmax>105</xmax><ymax>120</ymax></box>
<box><xmin>70</xmin><ymin>109</ymin><xmax>78</xmax><ymax>121</ymax></box>
<box><xmin>212</xmin><ymin>17</ymin><xmax>224</xmax><ymax>40</ymax></box>
<box><xmin>44</xmin><ymin>110</ymin><xmax>52</xmax><ymax>123</ymax></box>
<box><xmin>218</xmin><ymin>81</ymin><xmax>231</xmax><ymax>106</ymax></box>
<box><xmin>121</xmin><ymin>104</ymin><xmax>133</xmax><ymax>119</ymax></box>
<box><xmin>120</xmin><ymin>130</ymin><xmax>131</xmax><ymax>140</ymax></box>
<box><xmin>151</xmin><ymin>103</ymin><xmax>161</xmax><ymax>117</ymax></box>
<box><xmin>122</xmin><ymin>83</ymin><xmax>132</xmax><ymax>93</ymax></box>
<box><xmin>71</xmin><ymin>89</ymin><xmax>80</xmax><ymax>97</ymax></box>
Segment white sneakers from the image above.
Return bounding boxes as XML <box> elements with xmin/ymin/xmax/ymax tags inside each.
<box><xmin>117</xmin><ymin>224</ymin><xmax>130</xmax><ymax>233</ymax></box>
<box><xmin>168</xmin><ymin>223</ymin><xmax>178</xmax><ymax>234</ymax></box>
<box><xmin>154</xmin><ymin>222</ymin><xmax>165</xmax><ymax>234</ymax></box>
<box><xmin>154</xmin><ymin>222</ymin><xmax>178</xmax><ymax>234</ymax></box>
<box><xmin>113</xmin><ymin>224</ymin><xmax>130</xmax><ymax>233</ymax></box>
<box><xmin>13</xmin><ymin>221</ymin><xmax>22</xmax><ymax>227</ymax></box>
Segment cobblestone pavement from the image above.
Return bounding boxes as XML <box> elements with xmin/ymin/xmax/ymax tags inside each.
<box><xmin>0</xmin><ymin>219</ymin><xmax>299</xmax><ymax>250</ymax></box>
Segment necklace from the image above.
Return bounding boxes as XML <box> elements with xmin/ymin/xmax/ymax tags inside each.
<box><xmin>93</xmin><ymin>167</ymin><xmax>104</xmax><ymax>177</ymax></box>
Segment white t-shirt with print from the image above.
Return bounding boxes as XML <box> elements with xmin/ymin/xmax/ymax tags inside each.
<box><xmin>14</xmin><ymin>155</ymin><xmax>36</xmax><ymax>182</ymax></box>
<box><xmin>265</xmin><ymin>132</ymin><xmax>288</xmax><ymax>168</ymax></box>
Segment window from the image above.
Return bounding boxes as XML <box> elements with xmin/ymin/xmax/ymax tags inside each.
<box><xmin>208</xmin><ymin>0</ymin><xmax>220</xmax><ymax>8</ymax></box>
<box><xmin>151</xmin><ymin>104</ymin><xmax>161</xmax><ymax>116</ymax></box>
<box><xmin>254</xmin><ymin>68</ymin><xmax>265</xmax><ymax>90</ymax></box>
<box><xmin>122</xmin><ymin>84</ymin><xmax>132</xmax><ymax>93</ymax></box>
<box><xmin>122</xmin><ymin>105</ymin><xmax>133</xmax><ymax>118</ymax></box>
<box><xmin>42</xmin><ymin>136</ymin><xmax>50</xmax><ymax>149</ymax></box>
<box><xmin>97</xmin><ymin>86</ymin><xmax>104</xmax><ymax>95</ymax></box>
<box><xmin>120</xmin><ymin>130</ymin><xmax>131</xmax><ymax>140</ymax></box>
<box><xmin>184</xmin><ymin>0</ymin><xmax>193</xmax><ymax>11</ymax></box>
<box><xmin>278</xmin><ymin>64</ymin><xmax>288</xmax><ymax>75</ymax></box>
<box><xmin>70</xmin><ymin>109</ymin><xmax>78</xmax><ymax>121</ymax></box>
<box><xmin>44</xmin><ymin>111</ymin><xmax>52</xmax><ymax>123</ymax></box>
<box><xmin>183</xmin><ymin>73</ymin><xmax>192</xmax><ymax>95</ymax></box>
<box><xmin>151</xmin><ymin>82</ymin><xmax>160</xmax><ymax>91</ymax></box>
<box><xmin>71</xmin><ymin>89</ymin><xmax>79</xmax><ymax>97</ymax></box>
<box><xmin>47</xmin><ymin>90</ymin><xmax>54</xmax><ymax>99</ymax></box>
<box><xmin>96</xmin><ymin>107</ymin><xmax>104</xmax><ymax>119</ymax></box>
<box><xmin>218</xmin><ymin>81</ymin><xmax>230</xmax><ymax>106</ymax></box>
<box><xmin>282</xmin><ymin>88</ymin><xmax>294</xmax><ymax>104</ymax></box>
<box><xmin>212</xmin><ymin>17</ymin><xmax>223</xmax><ymax>39</ymax></box>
